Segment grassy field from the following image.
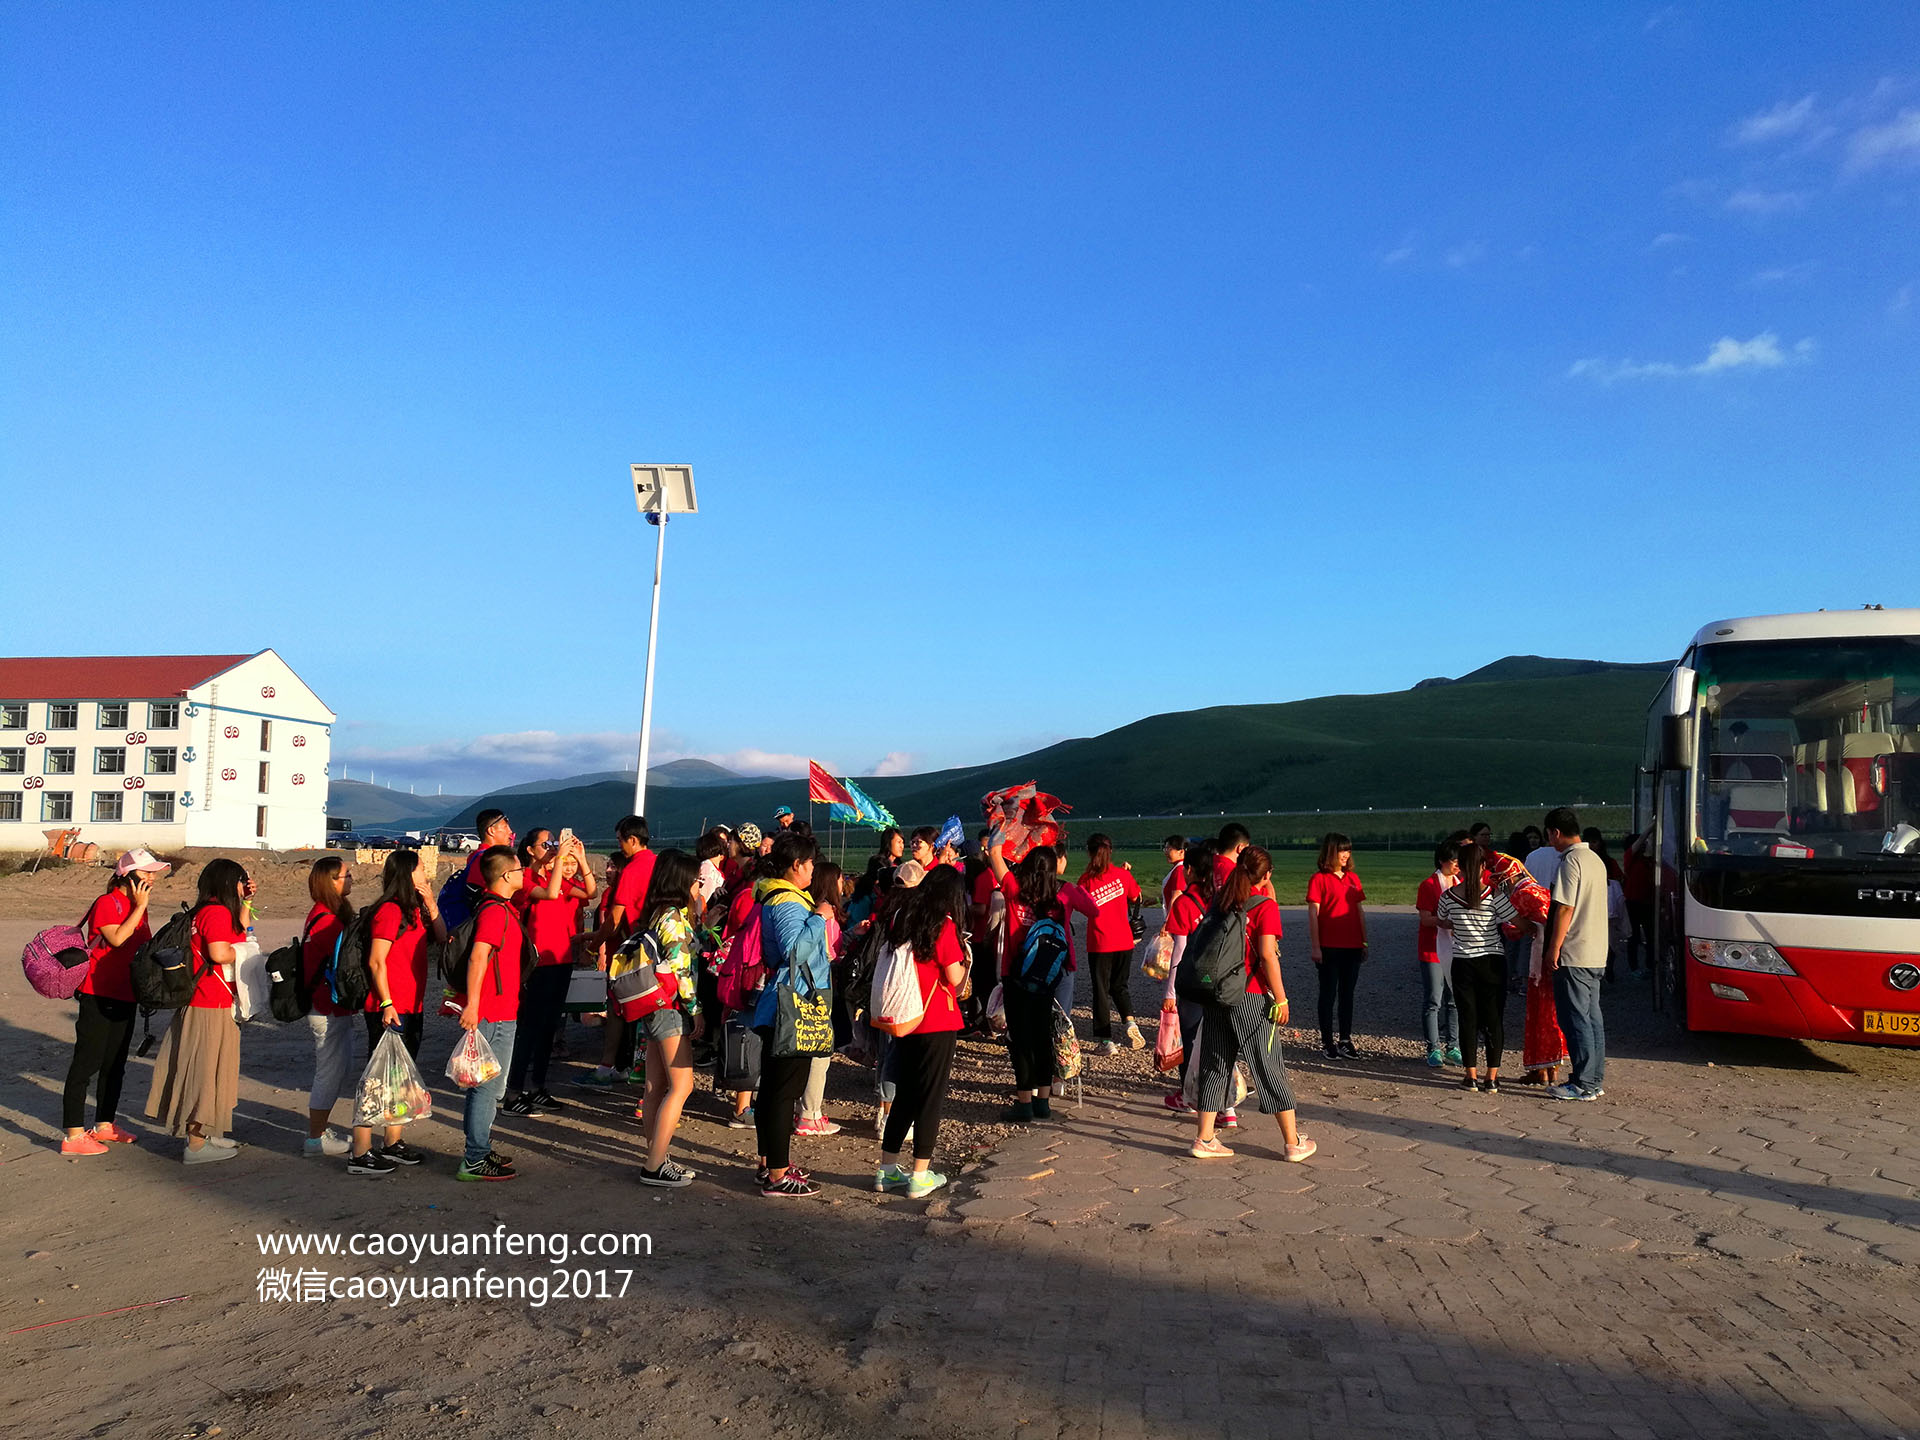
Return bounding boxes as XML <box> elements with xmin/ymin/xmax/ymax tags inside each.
<box><xmin>1113</xmin><ymin>848</ymin><xmax>1435</xmax><ymax>906</ymax></box>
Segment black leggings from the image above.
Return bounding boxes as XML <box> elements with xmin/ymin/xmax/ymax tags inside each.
<box><xmin>754</xmin><ymin>1042</ymin><xmax>814</xmax><ymax>1171</ymax></box>
<box><xmin>1451</xmin><ymin>950</ymin><xmax>1509</xmax><ymax>1071</ymax></box>
<box><xmin>883</xmin><ymin>1030</ymin><xmax>958</xmax><ymax>1162</ymax></box>
<box><xmin>361</xmin><ymin>1009</ymin><xmax>423</xmax><ymax>1059</ymax></box>
<box><xmin>1003</xmin><ymin>983</ymin><xmax>1054</xmax><ymax>1093</ymax></box>
<box><xmin>64</xmin><ymin>992</ymin><xmax>136</xmax><ymax>1130</ymax></box>
<box><xmin>1316</xmin><ymin>947</ymin><xmax>1365</xmax><ymax>1045</ymax></box>
<box><xmin>1086</xmin><ymin>949</ymin><xmax>1135</xmax><ymax>1038</ymax></box>
<box><xmin>507</xmin><ymin>966</ymin><xmax>572</xmax><ymax>1091</ymax></box>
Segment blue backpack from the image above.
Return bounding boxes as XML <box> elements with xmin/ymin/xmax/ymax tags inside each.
<box><xmin>1010</xmin><ymin>914</ymin><xmax>1069</xmax><ymax>996</ymax></box>
<box><xmin>437</xmin><ymin>865</ymin><xmax>477</xmax><ymax>933</ymax></box>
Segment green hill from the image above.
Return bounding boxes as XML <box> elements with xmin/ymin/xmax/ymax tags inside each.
<box><xmin>446</xmin><ymin>656</ymin><xmax>1669</xmax><ymax>843</ymax></box>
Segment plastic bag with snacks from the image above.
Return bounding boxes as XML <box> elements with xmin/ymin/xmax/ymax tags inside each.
<box><xmin>445</xmin><ymin>1027</ymin><xmax>503</xmax><ymax>1089</ymax></box>
<box><xmin>355</xmin><ymin>1029</ymin><xmax>434</xmax><ymax>1126</ymax></box>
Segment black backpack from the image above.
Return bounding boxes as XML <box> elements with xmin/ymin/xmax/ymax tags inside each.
<box><xmin>129</xmin><ymin>904</ymin><xmax>208</xmax><ymax>1010</ymax></box>
<box><xmin>1173</xmin><ymin>898</ymin><xmax>1271</xmax><ymax>1006</ymax></box>
<box><xmin>1009</xmin><ymin>913</ymin><xmax>1070</xmax><ymax>996</ymax></box>
<box><xmin>320</xmin><ymin>908</ymin><xmax>374</xmax><ymax>1013</ymax></box>
<box><xmin>434</xmin><ymin>896</ymin><xmax>509</xmax><ymax>998</ymax></box>
<box><xmin>265</xmin><ymin>917</ymin><xmax>318</xmax><ymax>1023</ymax></box>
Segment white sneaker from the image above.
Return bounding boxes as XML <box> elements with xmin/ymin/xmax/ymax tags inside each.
<box><xmin>1050</xmin><ymin>1081</ymin><xmax>1065</xmax><ymax>1098</ymax></box>
<box><xmin>304</xmin><ymin>1130</ymin><xmax>349</xmax><ymax>1157</ymax></box>
<box><xmin>1095</xmin><ymin>1040</ymin><xmax>1119</xmax><ymax>1057</ymax></box>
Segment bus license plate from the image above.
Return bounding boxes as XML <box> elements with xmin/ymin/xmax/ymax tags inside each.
<box><xmin>1862</xmin><ymin>1010</ymin><xmax>1920</xmax><ymax>1036</ymax></box>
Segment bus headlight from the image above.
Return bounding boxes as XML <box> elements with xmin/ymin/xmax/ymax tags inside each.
<box><xmin>1688</xmin><ymin>939</ymin><xmax>1796</xmax><ymax>975</ymax></box>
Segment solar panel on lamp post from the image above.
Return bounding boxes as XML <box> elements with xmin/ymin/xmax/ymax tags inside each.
<box><xmin>628</xmin><ymin>464</ymin><xmax>699</xmax><ymax>821</ymax></box>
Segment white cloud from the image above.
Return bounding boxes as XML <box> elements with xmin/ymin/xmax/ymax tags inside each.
<box><xmin>1646</xmin><ymin>231</ymin><xmax>1691</xmax><ymax>251</ymax></box>
<box><xmin>1845</xmin><ymin>108</ymin><xmax>1920</xmax><ymax>175</ymax></box>
<box><xmin>1725</xmin><ymin>187</ymin><xmax>1808</xmax><ymax>216</ymax></box>
<box><xmin>336</xmin><ymin>729</ymin><xmax>814</xmax><ymax>793</ymax></box>
<box><xmin>868</xmin><ymin>751</ymin><xmax>916</xmax><ymax>777</ymax></box>
<box><xmin>1893</xmin><ymin>284</ymin><xmax>1914</xmax><ymax>315</ymax></box>
<box><xmin>1748</xmin><ymin>261</ymin><xmax>1816</xmax><ymax>286</ymax></box>
<box><xmin>1730</xmin><ymin>95</ymin><xmax>1817</xmax><ymax>146</ymax></box>
<box><xmin>1379</xmin><ymin>235</ymin><xmax>1417</xmax><ymax>267</ymax></box>
<box><xmin>1567</xmin><ymin>331</ymin><xmax>1815</xmax><ymax>384</ymax></box>
<box><xmin>1443</xmin><ymin>241</ymin><xmax>1486</xmax><ymax>268</ymax></box>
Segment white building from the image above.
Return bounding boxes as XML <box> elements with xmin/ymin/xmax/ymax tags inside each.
<box><xmin>0</xmin><ymin>651</ymin><xmax>335</xmax><ymax>852</ymax></box>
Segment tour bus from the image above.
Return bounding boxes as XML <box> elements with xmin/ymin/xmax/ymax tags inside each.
<box><xmin>1640</xmin><ymin>608</ymin><xmax>1920</xmax><ymax>1046</ymax></box>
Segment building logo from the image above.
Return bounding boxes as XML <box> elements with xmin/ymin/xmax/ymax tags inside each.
<box><xmin>1888</xmin><ymin>963</ymin><xmax>1920</xmax><ymax>992</ymax></box>
<box><xmin>261</xmin><ymin>686</ymin><xmax>276</xmax><ymax>698</ymax></box>
<box><xmin>293</xmin><ymin>735</ymin><xmax>306</xmax><ymax>748</ymax></box>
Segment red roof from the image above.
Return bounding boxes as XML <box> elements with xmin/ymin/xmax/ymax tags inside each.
<box><xmin>0</xmin><ymin>654</ymin><xmax>256</xmax><ymax>701</ymax></box>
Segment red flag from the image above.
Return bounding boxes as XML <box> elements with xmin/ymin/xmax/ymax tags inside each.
<box><xmin>808</xmin><ymin>761</ymin><xmax>856</xmax><ymax>809</ymax></box>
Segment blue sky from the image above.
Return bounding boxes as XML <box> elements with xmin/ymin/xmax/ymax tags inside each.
<box><xmin>3</xmin><ymin>5</ymin><xmax>1917</xmax><ymax>794</ymax></box>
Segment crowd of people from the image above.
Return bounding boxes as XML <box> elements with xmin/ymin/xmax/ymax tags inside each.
<box><xmin>52</xmin><ymin>803</ymin><xmax>1629</xmax><ymax>1195</ymax></box>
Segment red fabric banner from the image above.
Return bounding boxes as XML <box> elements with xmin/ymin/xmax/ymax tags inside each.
<box><xmin>808</xmin><ymin>761</ymin><xmax>856</xmax><ymax>809</ymax></box>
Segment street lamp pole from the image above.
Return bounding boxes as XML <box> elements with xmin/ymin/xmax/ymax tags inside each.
<box><xmin>628</xmin><ymin>465</ymin><xmax>699</xmax><ymax>822</ymax></box>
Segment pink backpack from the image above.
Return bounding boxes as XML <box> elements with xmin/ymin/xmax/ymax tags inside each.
<box><xmin>23</xmin><ymin>921</ymin><xmax>92</xmax><ymax>1001</ymax></box>
<box><xmin>714</xmin><ymin>906</ymin><xmax>765</xmax><ymax>1012</ymax></box>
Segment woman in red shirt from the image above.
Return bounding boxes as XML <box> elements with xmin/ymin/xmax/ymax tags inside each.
<box><xmin>1190</xmin><ymin>847</ymin><xmax>1314</xmax><ymax>1164</ymax></box>
<box><xmin>301</xmin><ymin>856</ymin><xmax>373</xmax><ymax>1164</ymax></box>
<box><xmin>986</xmin><ymin>841</ymin><xmax>1098</xmax><ymax>1122</ymax></box>
<box><xmin>146</xmin><ymin>858</ymin><xmax>249</xmax><ymax>1164</ymax></box>
<box><xmin>873</xmin><ymin>866</ymin><xmax>971</xmax><ymax>1199</ymax></box>
<box><xmin>61</xmin><ymin>850</ymin><xmax>171</xmax><ymax>1154</ymax></box>
<box><xmin>1305</xmin><ymin>832</ymin><xmax>1368</xmax><ymax>1061</ymax></box>
<box><xmin>349</xmin><ymin>848</ymin><xmax>450</xmax><ymax>1173</ymax></box>
<box><xmin>1077</xmin><ymin>834</ymin><xmax>1144</xmax><ymax>1055</ymax></box>
<box><xmin>1158</xmin><ymin>842</ymin><xmax>1236</xmax><ymax>1122</ymax></box>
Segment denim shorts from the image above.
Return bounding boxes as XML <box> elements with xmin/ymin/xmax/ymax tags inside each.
<box><xmin>643</xmin><ymin>1007</ymin><xmax>690</xmax><ymax>1041</ymax></box>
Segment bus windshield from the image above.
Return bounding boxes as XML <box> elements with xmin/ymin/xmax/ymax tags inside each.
<box><xmin>1693</xmin><ymin>638</ymin><xmax>1920</xmax><ymax>862</ymax></box>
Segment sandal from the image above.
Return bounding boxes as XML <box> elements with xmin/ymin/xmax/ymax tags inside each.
<box><xmin>1189</xmin><ymin>1137</ymin><xmax>1235</xmax><ymax>1159</ymax></box>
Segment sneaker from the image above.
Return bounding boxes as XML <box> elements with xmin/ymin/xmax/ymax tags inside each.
<box><xmin>204</xmin><ymin>1135</ymin><xmax>239</xmax><ymax>1150</ymax></box>
<box><xmin>1582</xmin><ymin>1087</ymin><xmax>1606</xmax><ymax>1100</ymax></box>
<box><xmin>1545</xmin><ymin>1083</ymin><xmax>1590</xmax><ymax>1101</ymax></box>
<box><xmin>575</xmin><ymin>1070</ymin><xmax>619</xmax><ymax>1089</ymax></box>
<box><xmin>1219</xmin><ymin>1110</ymin><xmax>1240</xmax><ymax>1129</ymax></box>
<box><xmin>1095</xmin><ymin>1040</ymin><xmax>1119</xmax><ymax>1057</ymax></box>
<box><xmin>1323</xmin><ymin>1042</ymin><xmax>1343</xmax><ymax>1061</ymax></box>
<box><xmin>303</xmin><ymin>1133</ymin><xmax>347</xmax><ymax>1158</ymax></box>
<box><xmin>1031</xmin><ymin>1097</ymin><xmax>1052</xmax><ymax>1120</ymax></box>
<box><xmin>60</xmin><ymin>1133</ymin><xmax>109</xmax><ymax>1156</ymax></box>
<box><xmin>756</xmin><ymin>1163</ymin><xmax>812</xmax><ymax>1188</ymax></box>
<box><xmin>1000</xmin><ymin>1102</ymin><xmax>1035</xmax><ymax>1124</ymax></box>
<box><xmin>637</xmin><ymin>1159</ymin><xmax>695</xmax><ymax>1188</ymax></box>
<box><xmin>1163</xmin><ymin>1092</ymin><xmax>1194</xmax><ymax>1114</ymax></box>
<box><xmin>456</xmin><ymin>1155</ymin><xmax>516</xmax><ymax>1181</ymax></box>
<box><xmin>1284</xmin><ymin>1138</ymin><xmax>1318</xmax><ymax>1163</ymax></box>
<box><xmin>485</xmin><ymin>1149</ymin><xmax>515</xmax><ymax>1168</ymax></box>
<box><xmin>91</xmin><ymin>1123</ymin><xmax>138</xmax><ymax>1144</ymax></box>
<box><xmin>874</xmin><ymin>1163</ymin><xmax>911</xmax><ymax>1193</ymax></box>
<box><xmin>793</xmin><ymin>1116</ymin><xmax>842</xmax><ymax>1137</ymax></box>
<box><xmin>1190</xmin><ymin>1137</ymin><xmax>1235</xmax><ymax>1159</ymax></box>
<box><xmin>1425</xmin><ymin>1049</ymin><xmax>1444</xmax><ymax>1068</ymax></box>
<box><xmin>760</xmin><ymin>1171</ymin><xmax>820</xmax><ymax>1198</ymax></box>
<box><xmin>1337</xmin><ymin>1039</ymin><xmax>1360</xmax><ymax>1060</ymax></box>
<box><xmin>1480</xmin><ymin>1078</ymin><xmax>1500</xmax><ymax>1095</ymax></box>
<box><xmin>1445</xmin><ymin>1046</ymin><xmax>1464</xmax><ymax>1065</ymax></box>
<box><xmin>183</xmin><ymin>1142</ymin><xmax>236</xmax><ymax>1165</ymax></box>
<box><xmin>905</xmin><ymin>1170</ymin><xmax>948</xmax><ymax>1199</ymax></box>
<box><xmin>1125</xmin><ymin>1023</ymin><xmax>1146</xmax><ymax>1051</ymax></box>
<box><xmin>528</xmin><ymin>1091</ymin><xmax>569</xmax><ymax>1112</ymax></box>
<box><xmin>347</xmin><ymin>1149</ymin><xmax>396</xmax><ymax>1177</ymax></box>
<box><xmin>501</xmin><ymin>1094</ymin><xmax>542</xmax><ymax>1117</ymax></box>
<box><xmin>727</xmin><ymin>1107</ymin><xmax>756</xmax><ymax>1130</ymax></box>
<box><xmin>378</xmin><ymin>1139</ymin><xmax>425</xmax><ymax>1166</ymax></box>
<box><xmin>1049</xmin><ymin>1081</ymin><xmax>1065</xmax><ymax>1098</ymax></box>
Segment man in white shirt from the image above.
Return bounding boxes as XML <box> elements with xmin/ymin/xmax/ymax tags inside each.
<box><xmin>1541</xmin><ymin>808</ymin><xmax>1610</xmax><ymax>1100</ymax></box>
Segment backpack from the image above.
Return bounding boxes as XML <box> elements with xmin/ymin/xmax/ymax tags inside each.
<box><xmin>1009</xmin><ymin>913</ymin><xmax>1069</xmax><ymax>996</ymax></box>
<box><xmin>264</xmin><ymin>918</ymin><xmax>316</xmax><ymax>1023</ymax></box>
<box><xmin>717</xmin><ymin>1013</ymin><xmax>762</xmax><ymax>1092</ymax></box>
<box><xmin>129</xmin><ymin>905</ymin><xmax>206</xmax><ymax>1010</ymax></box>
<box><xmin>868</xmin><ymin>939</ymin><xmax>927</xmax><ymax>1038</ymax></box>
<box><xmin>22</xmin><ymin>921</ymin><xmax>91</xmax><ymax>1001</ymax></box>
<box><xmin>323</xmin><ymin>909</ymin><xmax>374</xmax><ymax>1013</ymax></box>
<box><xmin>435</xmin><ymin>896</ymin><xmax>509</xmax><ymax>1000</ymax></box>
<box><xmin>609</xmin><ymin>929</ymin><xmax>677</xmax><ymax>1021</ymax></box>
<box><xmin>714</xmin><ymin>905</ymin><xmax>765</xmax><ymax>1012</ymax></box>
<box><xmin>436</xmin><ymin>866</ymin><xmax>477</xmax><ymax>934</ymax></box>
<box><xmin>1173</xmin><ymin>898</ymin><xmax>1270</xmax><ymax>1006</ymax></box>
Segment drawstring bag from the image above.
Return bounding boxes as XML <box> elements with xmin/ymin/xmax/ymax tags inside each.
<box><xmin>446</xmin><ymin>1028</ymin><xmax>503</xmax><ymax>1089</ymax></box>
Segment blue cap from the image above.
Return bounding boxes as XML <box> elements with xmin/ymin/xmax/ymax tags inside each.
<box><xmin>773</xmin><ymin>806</ymin><xmax>793</xmax><ymax>819</ymax></box>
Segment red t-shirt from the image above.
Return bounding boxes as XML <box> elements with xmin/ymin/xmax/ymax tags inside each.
<box><xmin>1213</xmin><ymin>853</ymin><xmax>1240</xmax><ymax>889</ymax></box>
<box><xmin>370</xmin><ymin>900</ymin><xmax>431</xmax><ymax>1015</ymax></box>
<box><xmin>968</xmin><ymin>868</ymin><xmax>996</xmax><ymax>947</ymax></box>
<box><xmin>611</xmin><ymin>849</ymin><xmax>657</xmax><ymax>935</ymax></box>
<box><xmin>190</xmin><ymin>903</ymin><xmax>245</xmax><ymax>1009</ymax></box>
<box><xmin>1414</xmin><ymin>873</ymin><xmax>1454</xmax><ymax>962</ymax></box>
<box><xmin>1079</xmin><ymin>866</ymin><xmax>1141</xmax><ymax>953</ymax></box>
<box><xmin>1307</xmin><ymin>870</ymin><xmax>1366</xmax><ymax>949</ymax></box>
<box><xmin>997</xmin><ymin>872</ymin><xmax>1096</xmax><ymax>979</ymax></box>
<box><xmin>469</xmin><ymin>896</ymin><xmax>524</xmax><ymax>1022</ymax></box>
<box><xmin>1240</xmin><ymin>897</ymin><xmax>1284</xmax><ymax>999</ymax></box>
<box><xmin>911</xmin><ymin>919</ymin><xmax>967</xmax><ymax>1033</ymax></box>
<box><xmin>82</xmin><ymin>889</ymin><xmax>147</xmax><ymax>1002</ymax></box>
<box><xmin>1165</xmin><ymin>889</ymin><xmax>1207</xmax><ymax>937</ymax></box>
<box><xmin>526</xmin><ymin>873</ymin><xmax>589</xmax><ymax>966</ymax></box>
<box><xmin>302</xmin><ymin>903</ymin><xmax>366</xmax><ymax>1016</ymax></box>
<box><xmin>1162</xmin><ymin>864</ymin><xmax>1188</xmax><ymax>908</ymax></box>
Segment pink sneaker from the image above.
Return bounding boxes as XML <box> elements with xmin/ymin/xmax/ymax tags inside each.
<box><xmin>91</xmin><ymin>1123</ymin><xmax>138</xmax><ymax>1144</ymax></box>
<box><xmin>793</xmin><ymin>1116</ymin><xmax>842</xmax><ymax>1137</ymax></box>
<box><xmin>60</xmin><ymin>1134</ymin><xmax>109</xmax><ymax>1156</ymax></box>
<box><xmin>1218</xmin><ymin>1110</ymin><xmax>1240</xmax><ymax>1130</ymax></box>
<box><xmin>1162</xmin><ymin>1092</ymin><xmax>1193</xmax><ymax>1114</ymax></box>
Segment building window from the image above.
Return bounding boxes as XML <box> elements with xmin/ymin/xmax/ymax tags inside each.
<box><xmin>48</xmin><ymin>703</ymin><xmax>77</xmax><ymax>730</ymax></box>
<box><xmin>260</xmin><ymin>719</ymin><xmax>273</xmax><ymax>750</ymax></box>
<box><xmin>95</xmin><ymin>747</ymin><xmax>127</xmax><ymax>775</ymax></box>
<box><xmin>144</xmin><ymin>791</ymin><xmax>176</xmax><ymax>823</ymax></box>
<box><xmin>256</xmin><ymin>804</ymin><xmax>268</xmax><ymax>839</ymax></box>
<box><xmin>45</xmin><ymin>747</ymin><xmax>75</xmax><ymax>775</ymax></box>
<box><xmin>147</xmin><ymin>747</ymin><xmax>178</xmax><ymax>775</ymax></box>
<box><xmin>0</xmin><ymin>792</ymin><xmax>19</xmax><ymax>822</ymax></box>
<box><xmin>0</xmin><ymin>704</ymin><xmax>24</xmax><ymax>729</ymax></box>
<box><xmin>42</xmin><ymin>791</ymin><xmax>72</xmax><ymax>823</ymax></box>
<box><xmin>0</xmin><ymin>748</ymin><xmax>22</xmax><ymax>774</ymax></box>
<box><xmin>99</xmin><ymin>702</ymin><xmax>129</xmax><ymax>730</ymax></box>
<box><xmin>92</xmin><ymin>792</ymin><xmax>122</xmax><ymax>823</ymax></box>
<box><xmin>258</xmin><ymin>761</ymin><xmax>270</xmax><ymax>793</ymax></box>
<box><xmin>148</xmin><ymin>701</ymin><xmax>180</xmax><ymax>729</ymax></box>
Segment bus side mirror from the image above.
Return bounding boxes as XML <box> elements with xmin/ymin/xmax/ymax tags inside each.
<box><xmin>1662</xmin><ymin>714</ymin><xmax>1694</xmax><ymax>771</ymax></box>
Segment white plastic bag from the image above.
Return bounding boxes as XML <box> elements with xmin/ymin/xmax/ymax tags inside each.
<box><xmin>356</xmin><ymin>1029</ymin><xmax>434</xmax><ymax>1126</ymax></box>
<box><xmin>869</xmin><ymin>940</ymin><xmax>926</xmax><ymax>1038</ymax></box>
<box><xmin>446</xmin><ymin>1028</ymin><xmax>502</xmax><ymax>1089</ymax></box>
<box><xmin>231</xmin><ymin>940</ymin><xmax>270</xmax><ymax>1023</ymax></box>
<box><xmin>1179</xmin><ymin>1020</ymin><xmax>1250</xmax><ymax>1109</ymax></box>
<box><xmin>984</xmin><ymin>983</ymin><xmax>1007</xmax><ymax>1035</ymax></box>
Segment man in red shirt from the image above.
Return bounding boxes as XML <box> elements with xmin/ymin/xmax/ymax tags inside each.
<box><xmin>582</xmin><ymin>815</ymin><xmax>655</xmax><ymax>1087</ymax></box>
<box><xmin>457</xmin><ymin>846</ymin><xmax>526</xmax><ymax>1182</ymax></box>
<box><xmin>1213</xmin><ymin>823</ymin><xmax>1251</xmax><ymax>888</ymax></box>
